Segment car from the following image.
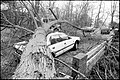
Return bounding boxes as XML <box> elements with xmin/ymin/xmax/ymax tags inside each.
<box><xmin>101</xmin><ymin>28</ymin><xmax>110</xmax><ymax>34</ymax></box>
<box><xmin>13</xmin><ymin>32</ymin><xmax>80</xmax><ymax>57</ymax></box>
<box><xmin>81</xmin><ymin>26</ymin><xmax>96</xmax><ymax>32</ymax></box>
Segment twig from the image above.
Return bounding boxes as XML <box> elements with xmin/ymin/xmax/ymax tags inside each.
<box><xmin>110</xmin><ymin>45</ymin><xmax>119</xmax><ymax>53</ymax></box>
<box><xmin>96</xmin><ymin>63</ymin><xmax>103</xmax><ymax>80</ymax></box>
<box><xmin>28</xmin><ymin>1</ymin><xmax>41</xmax><ymax>21</ymax></box>
<box><xmin>104</xmin><ymin>56</ymin><xmax>119</xmax><ymax>67</ymax></box>
<box><xmin>101</xmin><ymin>13</ymin><xmax>109</xmax><ymax>27</ymax></box>
<box><xmin>1</xmin><ymin>24</ymin><xmax>34</xmax><ymax>33</ymax></box>
<box><xmin>43</xmin><ymin>19</ymin><xmax>84</xmax><ymax>31</ymax></box>
<box><xmin>1</xmin><ymin>44</ymin><xmax>14</xmax><ymax>51</ymax></box>
<box><xmin>108</xmin><ymin>69</ymin><xmax>115</xmax><ymax>79</ymax></box>
<box><xmin>1</xmin><ymin>27</ymin><xmax>6</xmax><ymax>31</ymax></box>
<box><xmin>105</xmin><ymin>67</ymin><xmax>107</xmax><ymax>80</ymax></box>
<box><xmin>54</xmin><ymin>58</ymin><xmax>88</xmax><ymax>79</ymax></box>
<box><xmin>19</xmin><ymin>33</ymin><xmax>33</xmax><ymax>39</ymax></box>
<box><xmin>104</xmin><ymin>58</ymin><xmax>108</xmax><ymax>80</ymax></box>
<box><xmin>104</xmin><ymin>57</ymin><xmax>118</xmax><ymax>79</ymax></box>
<box><xmin>108</xmin><ymin>48</ymin><xmax>118</xmax><ymax>64</ymax></box>
<box><xmin>21</xmin><ymin>1</ymin><xmax>38</xmax><ymax>28</ymax></box>
<box><xmin>7</xmin><ymin>28</ymin><xmax>14</xmax><ymax>46</ymax></box>
<box><xmin>1</xmin><ymin>12</ymin><xmax>15</xmax><ymax>26</ymax></box>
<box><xmin>78</xmin><ymin>2</ymin><xmax>88</xmax><ymax>17</ymax></box>
<box><xmin>1</xmin><ymin>12</ymin><xmax>35</xmax><ymax>33</ymax></box>
<box><xmin>14</xmin><ymin>51</ymin><xmax>21</xmax><ymax>57</ymax></box>
<box><xmin>95</xmin><ymin>69</ymin><xmax>102</xmax><ymax>80</ymax></box>
<box><xmin>105</xmin><ymin>55</ymin><xmax>119</xmax><ymax>59</ymax></box>
<box><xmin>104</xmin><ymin>55</ymin><xmax>117</xmax><ymax>79</ymax></box>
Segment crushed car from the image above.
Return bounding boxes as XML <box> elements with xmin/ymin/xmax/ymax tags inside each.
<box><xmin>13</xmin><ymin>31</ymin><xmax>80</xmax><ymax>57</ymax></box>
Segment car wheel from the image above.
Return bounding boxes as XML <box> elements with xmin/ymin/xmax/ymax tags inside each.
<box><xmin>73</xmin><ymin>42</ymin><xmax>79</xmax><ymax>50</ymax></box>
<box><xmin>51</xmin><ymin>52</ymin><xmax>55</xmax><ymax>57</ymax></box>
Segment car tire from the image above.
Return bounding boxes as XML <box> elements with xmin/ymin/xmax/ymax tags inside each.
<box><xmin>51</xmin><ymin>52</ymin><xmax>55</xmax><ymax>57</ymax></box>
<box><xmin>73</xmin><ymin>41</ymin><xmax>79</xmax><ymax>50</ymax></box>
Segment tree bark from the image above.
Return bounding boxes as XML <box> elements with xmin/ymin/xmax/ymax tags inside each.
<box><xmin>110</xmin><ymin>2</ymin><xmax>117</xmax><ymax>29</ymax></box>
<box><xmin>12</xmin><ymin>27</ymin><xmax>56</xmax><ymax>79</ymax></box>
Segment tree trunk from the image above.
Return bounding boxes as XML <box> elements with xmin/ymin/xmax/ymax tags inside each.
<box><xmin>110</xmin><ymin>2</ymin><xmax>117</xmax><ymax>29</ymax></box>
<box><xmin>12</xmin><ymin>27</ymin><xmax>56</xmax><ymax>79</ymax></box>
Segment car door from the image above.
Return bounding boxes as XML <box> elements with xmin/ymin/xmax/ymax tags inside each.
<box><xmin>59</xmin><ymin>34</ymin><xmax>74</xmax><ymax>53</ymax></box>
<box><xmin>48</xmin><ymin>34</ymin><xmax>65</xmax><ymax>56</ymax></box>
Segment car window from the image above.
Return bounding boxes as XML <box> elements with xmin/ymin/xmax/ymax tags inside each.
<box><xmin>59</xmin><ymin>34</ymin><xmax>70</xmax><ymax>41</ymax></box>
<box><xmin>50</xmin><ymin>34</ymin><xmax>63</xmax><ymax>45</ymax></box>
<box><xmin>49</xmin><ymin>33</ymin><xmax>71</xmax><ymax>45</ymax></box>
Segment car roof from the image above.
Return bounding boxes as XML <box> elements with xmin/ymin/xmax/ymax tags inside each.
<box><xmin>47</xmin><ymin>32</ymin><xmax>66</xmax><ymax>37</ymax></box>
<box><xmin>47</xmin><ymin>31</ymin><xmax>68</xmax><ymax>41</ymax></box>
<box><xmin>46</xmin><ymin>32</ymin><xmax>67</xmax><ymax>45</ymax></box>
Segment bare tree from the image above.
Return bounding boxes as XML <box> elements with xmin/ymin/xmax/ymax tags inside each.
<box><xmin>94</xmin><ymin>1</ymin><xmax>102</xmax><ymax>28</ymax></box>
<box><xmin>110</xmin><ymin>1</ymin><xmax>117</xmax><ymax>29</ymax></box>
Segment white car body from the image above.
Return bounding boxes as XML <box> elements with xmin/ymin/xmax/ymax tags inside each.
<box><xmin>14</xmin><ymin>32</ymin><xmax>80</xmax><ymax>57</ymax></box>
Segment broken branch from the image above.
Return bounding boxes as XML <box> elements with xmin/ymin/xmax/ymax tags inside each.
<box><xmin>109</xmin><ymin>45</ymin><xmax>119</xmax><ymax>53</ymax></box>
<box><xmin>1</xmin><ymin>12</ymin><xmax>35</xmax><ymax>33</ymax></box>
<box><xmin>54</xmin><ymin>58</ymin><xmax>88</xmax><ymax>79</ymax></box>
<box><xmin>21</xmin><ymin>1</ymin><xmax>39</xmax><ymax>28</ymax></box>
<box><xmin>95</xmin><ymin>69</ymin><xmax>102</xmax><ymax>80</ymax></box>
<box><xmin>1</xmin><ymin>24</ymin><xmax>34</xmax><ymax>33</ymax></box>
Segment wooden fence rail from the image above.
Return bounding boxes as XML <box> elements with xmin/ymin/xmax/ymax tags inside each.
<box><xmin>72</xmin><ymin>36</ymin><xmax>113</xmax><ymax>78</ymax></box>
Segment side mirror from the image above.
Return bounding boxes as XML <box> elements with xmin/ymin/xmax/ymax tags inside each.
<box><xmin>68</xmin><ymin>37</ymin><xmax>71</xmax><ymax>39</ymax></box>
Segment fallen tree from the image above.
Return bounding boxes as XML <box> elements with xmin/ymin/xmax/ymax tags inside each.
<box><xmin>0</xmin><ymin>1</ymin><xmax>97</xmax><ymax>79</ymax></box>
<box><xmin>12</xmin><ymin>27</ymin><xmax>56</xmax><ymax>79</ymax></box>
<box><xmin>12</xmin><ymin>20</ymin><xmax>87</xmax><ymax>79</ymax></box>
<box><xmin>1</xmin><ymin>1</ymin><xmax>57</xmax><ymax>79</ymax></box>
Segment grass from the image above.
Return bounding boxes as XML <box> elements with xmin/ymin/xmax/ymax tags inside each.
<box><xmin>1</xmin><ymin>30</ymin><xmax>119</xmax><ymax>79</ymax></box>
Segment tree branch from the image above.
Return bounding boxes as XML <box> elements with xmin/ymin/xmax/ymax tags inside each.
<box><xmin>1</xmin><ymin>24</ymin><xmax>34</xmax><ymax>33</ymax></box>
<box><xmin>1</xmin><ymin>12</ymin><xmax>15</xmax><ymax>26</ymax></box>
<box><xmin>21</xmin><ymin>1</ymin><xmax>38</xmax><ymax>28</ymax></box>
<box><xmin>110</xmin><ymin>45</ymin><xmax>119</xmax><ymax>53</ymax></box>
<box><xmin>108</xmin><ymin>69</ymin><xmax>115</xmax><ymax>79</ymax></box>
<box><xmin>43</xmin><ymin>20</ymin><xmax>84</xmax><ymax>31</ymax></box>
<box><xmin>103</xmin><ymin>56</ymin><xmax>108</xmax><ymax>80</ymax></box>
<box><xmin>95</xmin><ymin>69</ymin><xmax>102</xmax><ymax>80</ymax></box>
<box><xmin>101</xmin><ymin>13</ymin><xmax>109</xmax><ymax>26</ymax></box>
<box><xmin>54</xmin><ymin>58</ymin><xmax>88</xmax><ymax>79</ymax></box>
<box><xmin>19</xmin><ymin>33</ymin><xmax>33</xmax><ymax>39</ymax></box>
<box><xmin>108</xmin><ymin>48</ymin><xmax>119</xmax><ymax>64</ymax></box>
<box><xmin>1</xmin><ymin>27</ymin><xmax>6</xmax><ymax>31</ymax></box>
<box><xmin>1</xmin><ymin>11</ymin><xmax>35</xmax><ymax>33</ymax></box>
<box><xmin>28</xmin><ymin>1</ymin><xmax>41</xmax><ymax>21</ymax></box>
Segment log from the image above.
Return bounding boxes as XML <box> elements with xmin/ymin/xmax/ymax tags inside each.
<box><xmin>86</xmin><ymin>36</ymin><xmax>112</xmax><ymax>72</ymax></box>
<box><xmin>86</xmin><ymin>41</ymin><xmax>105</xmax><ymax>60</ymax></box>
<box><xmin>86</xmin><ymin>46</ymin><xmax>105</xmax><ymax>72</ymax></box>
<box><xmin>12</xmin><ymin>27</ymin><xmax>56</xmax><ymax>79</ymax></box>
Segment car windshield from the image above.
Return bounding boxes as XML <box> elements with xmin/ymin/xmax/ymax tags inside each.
<box><xmin>50</xmin><ymin>33</ymin><xmax>70</xmax><ymax>45</ymax></box>
<box><xmin>59</xmin><ymin>34</ymin><xmax>69</xmax><ymax>40</ymax></box>
<box><xmin>51</xmin><ymin>34</ymin><xmax>59</xmax><ymax>39</ymax></box>
<box><xmin>50</xmin><ymin>34</ymin><xmax>59</xmax><ymax>44</ymax></box>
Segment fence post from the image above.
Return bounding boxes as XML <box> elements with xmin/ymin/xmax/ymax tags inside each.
<box><xmin>72</xmin><ymin>53</ymin><xmax>87</xmax><ymax>79</ymax></box>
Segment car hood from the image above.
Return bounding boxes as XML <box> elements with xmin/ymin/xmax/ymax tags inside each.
<box><xmin>69</xmin><ymin>36</ymin><xmax>80</xmax><ymax>40</ymax></box>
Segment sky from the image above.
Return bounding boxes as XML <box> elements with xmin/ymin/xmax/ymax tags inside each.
<box><xmin>54</xmin><ymin>1</ymin><xmax>119</xmax><ymax>25</ymax></box>
<box><xmin>1</xmin><ymin>1</ymin><xmax>119</xmax><ymax>25</ymax></box>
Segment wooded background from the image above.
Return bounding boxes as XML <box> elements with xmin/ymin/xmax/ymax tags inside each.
<box><xmin>1</xmin><ymin>1</ymin><xmax>119</xmax><ymax>79</ymax></box>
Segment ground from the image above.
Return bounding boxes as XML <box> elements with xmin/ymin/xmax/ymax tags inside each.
<box><xmin>55</xmin><ymin>35</ymin><xmax>104</xmax><ymax>76</ymax></box>
<box><xmin>1</xmin><ymin>30</ymin><xmax>119</xmax><ymax>79</ymax></box>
